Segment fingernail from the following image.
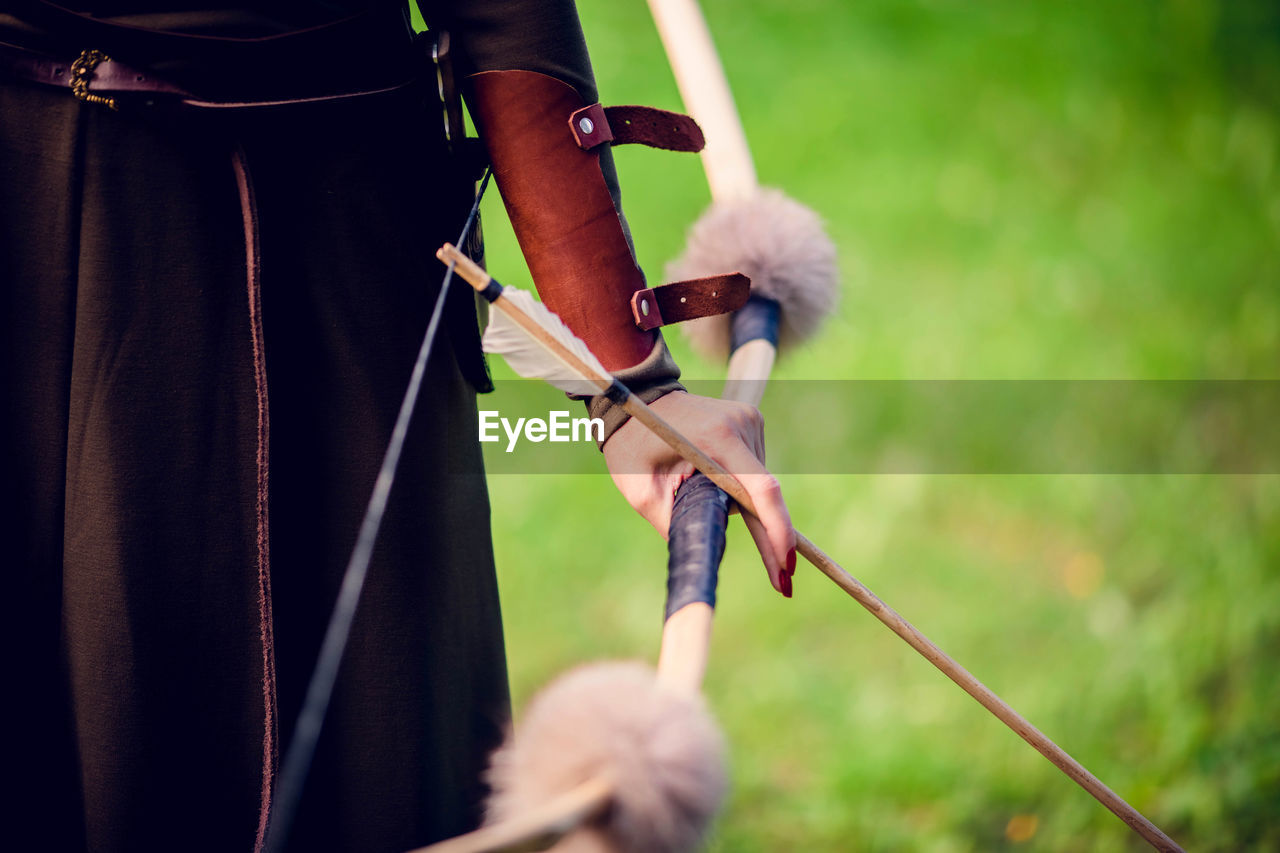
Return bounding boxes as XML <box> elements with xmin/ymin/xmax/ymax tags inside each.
<box><xmin>786</xmin><ymin>547</ymin><xmax>797</xmax><ymax>576</ymax></box>
<box><xmin>780</xmin><ymin>571</ymin><xmax>792</xmax><ymax>598</ymax></box>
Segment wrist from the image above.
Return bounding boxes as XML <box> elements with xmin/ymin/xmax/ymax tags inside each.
<box><xmin>587</xmin><ymin>335</ymin><xmax>684</xmax><ymax>448</ymax></box>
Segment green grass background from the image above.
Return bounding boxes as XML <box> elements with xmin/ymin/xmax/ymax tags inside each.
<box><xmin>467</xmin><ymin>2</ymin><xmax>1279</xmax><ymax>850</ymax></box>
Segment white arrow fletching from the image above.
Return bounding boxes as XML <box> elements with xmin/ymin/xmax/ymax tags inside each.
<box><xmin>482</xmin><ymin>285</ymin><xmax>612</xmax><ymax>396</ymax></box>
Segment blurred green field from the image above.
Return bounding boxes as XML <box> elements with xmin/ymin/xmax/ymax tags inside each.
<box><xmin>471</xmin><ymin>2</ymin><xmax>1279</xmax><ymax>850</ymax></box>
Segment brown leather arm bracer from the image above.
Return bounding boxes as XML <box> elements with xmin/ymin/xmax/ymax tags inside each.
<box><xmin>467</xmin><ymin>68</ymin><xmax>654</xmax><ymax>372</ymax></box>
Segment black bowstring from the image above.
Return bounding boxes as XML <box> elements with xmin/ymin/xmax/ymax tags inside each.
<box><xmin>263</xmin><ymin>168</ymin><xmax>493</xmax><ymax>853</ymax></box>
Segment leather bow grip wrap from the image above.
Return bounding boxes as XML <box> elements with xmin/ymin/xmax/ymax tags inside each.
<box><xmin>665</xmin><ymin>473</ymin><xmax>730</xmax><ymax>621</ymax></box>
<box><xmin>468</xmin><ymin>69</ymin><xmax>655</xmax><ymax>371</ymax></box>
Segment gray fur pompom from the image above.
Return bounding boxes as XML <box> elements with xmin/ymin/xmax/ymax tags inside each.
<box><xmin>668</xmin><ymin>189</ymin><xmax>838</xmax><ymax>360</ymax></box>
<box><xmin>485</xmin><ymin>662</ymin><xmax>727</xmax><ymax>852</ymax></box>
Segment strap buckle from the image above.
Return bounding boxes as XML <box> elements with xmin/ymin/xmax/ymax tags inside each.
<box><xmin>70</xmin><ymin>49</ymin><xmax>118</xmax><ymax>111</ymax></box>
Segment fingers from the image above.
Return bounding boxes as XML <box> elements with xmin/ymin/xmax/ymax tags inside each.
<box><xmin>726</xmin><ymin>409</ymin><xmax>793</xmax><ymax>595</ymax></box>
<box><xmin>698</xmin><ymin>417</ymin><xmax>794</xmax><ymax>597</ymax></box>
<box><xmin>604</xmin><ymin>390</ymin><xmax>795</xmax><ymax>598</ymax></box>
<box><xmin>670</xmin><ymin>395</ymin><xmax>794</xmax><ymax>597</ymax></box>
<box><xmin>736</xmin><ymin>471</ymin><xmax>796</xmax><ymax>598</ymax></box>
<box><xmin>740</xmin><ymin>511</ymin><xmax>780</xmax><ymax>592</ymax></box>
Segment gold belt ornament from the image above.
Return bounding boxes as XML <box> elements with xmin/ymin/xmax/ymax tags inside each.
<box><xmin>70</xmin><ymin>49</ymin><xmax>118</xmax><ymax>111</ymax></box>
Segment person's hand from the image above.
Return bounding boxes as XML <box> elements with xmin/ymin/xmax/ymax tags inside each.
<box><xmin>602</xmin><ymin>390</ymin><xmax>797</xmax><ymax>597</ymax></box>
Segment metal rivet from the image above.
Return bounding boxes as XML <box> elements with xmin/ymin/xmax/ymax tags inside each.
<box><xmin>711</xmin><ymin>291</ymin><xmax>718</xmax><ymax>297</ymax></box>
<box><xmin>640</xmin><ymin>298</ymin><xmax>649</xmax><ymax>316</ymax></box>
<box><xmin>680</xmin><ymin>297</ymin><xmax>687</xmax><ymax>303</ymax></box>
<box><xmin>578</xmin><ymin>116</ymin><xmax>595</xmax><ymax>135</ymax></box>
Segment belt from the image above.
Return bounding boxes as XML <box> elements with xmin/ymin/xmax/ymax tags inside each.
<box><xmin>0</xmin><ymin>4</ymin><xmax>422</xmax><ymax>110</ymax></box>
<box><xmin>0</xmin><ymin>38</ymin><xmax>418</xmax><ymax>111</ymax></box>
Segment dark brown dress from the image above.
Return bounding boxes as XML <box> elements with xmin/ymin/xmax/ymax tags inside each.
<box><xmin>0</xmin><ymin>2</ymin><xmax>619</xmax><ymax>850</ymax></box>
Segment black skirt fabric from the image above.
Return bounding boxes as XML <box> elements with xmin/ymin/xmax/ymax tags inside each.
<box><xmin>1</xmin><ymin>20</ymin><xmax>509</xmax><ymax>852</ymax></box>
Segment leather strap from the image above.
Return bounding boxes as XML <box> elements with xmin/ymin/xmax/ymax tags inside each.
<box><xmin>569</xmin><ymin>103</ymin><xmax>705</xmax><ymax>153</ymax></box>
<box><xmin>631</xmin><ymin>273</ymin><xmax>749</xmax><ymax>331</ymax></box>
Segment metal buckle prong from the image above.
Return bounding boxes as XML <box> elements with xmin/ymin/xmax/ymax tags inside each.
<box><xmin>70</xmin><ymin>49</ymin><xmax>118</xmax><ymax>111</ymax></box>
